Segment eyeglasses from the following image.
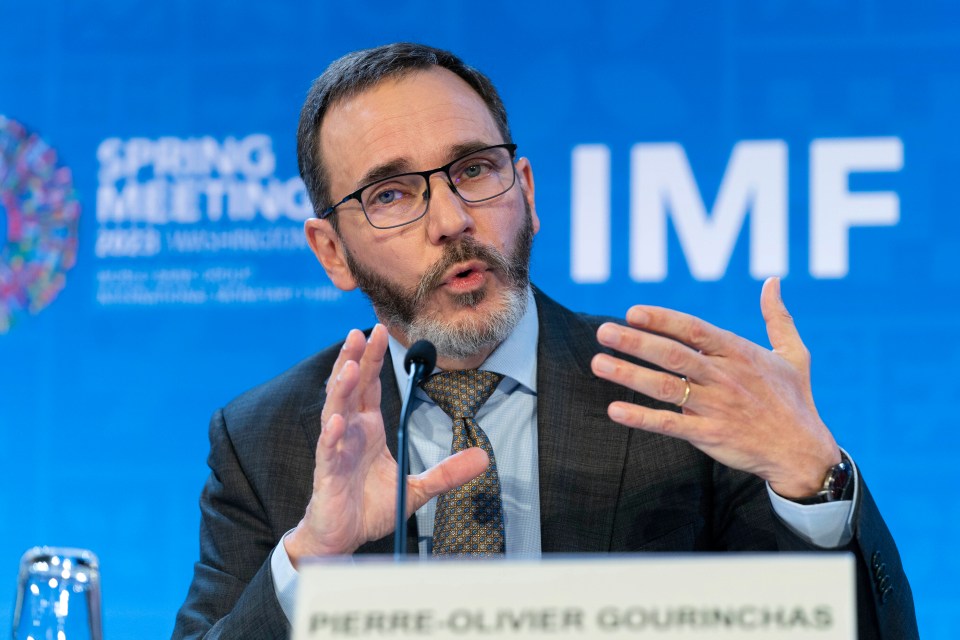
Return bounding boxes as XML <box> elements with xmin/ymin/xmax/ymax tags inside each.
<box><xmin>320</xmin><ymin>143</ymin><xmax>518</xmax><ymax>229</ymax></box>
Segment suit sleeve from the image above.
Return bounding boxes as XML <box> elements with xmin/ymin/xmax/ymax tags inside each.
<box><xmin>773</xmin><ymin>475</ymin><xmax>918</xmax><ymax>640</ymax></box>
<box><xmin>716</xmin><ymin>465</ymin><xmax>916</xmax><ymax>640</ymax></box>
<box><xmin>171</xmin><ymin>409</ymin><xmax>290</xmax><ymax>640</ymax></box>
<box><xmin>705</xmin><ymin>457</ymin><xmax>918</xmax><ymax>640</ymax></box>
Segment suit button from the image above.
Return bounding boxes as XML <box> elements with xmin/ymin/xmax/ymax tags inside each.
<box><xmin>873</xmin><ymin>562</ymin><xmax>887</xmax><ymax>580</ymax></box>
<box><xmin>881</xmin><ymin>586</ymin><xmax>893</xmax><ymax>604</ymax></box>
<box><xmin>871</xmin><ymin>550</ymin><xmax>883</xmax><ymax>569</ymax></box>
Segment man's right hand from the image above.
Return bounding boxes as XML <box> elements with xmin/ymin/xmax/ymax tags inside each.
<box><xmin>284</xmin><ymin>324</ymin><xmax>489</xmax><ymax>564</ymax></box>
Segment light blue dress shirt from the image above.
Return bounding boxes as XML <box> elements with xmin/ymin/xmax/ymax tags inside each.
<box><xmin>271</xmin><ymin>286</ymin><xmax>857</xmax><ymax>621</ymax></box>
<box><xmin>387</xmin><ymin>287</ymin><xmax>542</xmax><ymax>556</ymax></box>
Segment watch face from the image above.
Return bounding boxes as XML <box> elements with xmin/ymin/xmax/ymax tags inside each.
<box><xmin>827</xmin><ymin>461</ymin><xmax>853</xmax><ymax>501</ymax></box>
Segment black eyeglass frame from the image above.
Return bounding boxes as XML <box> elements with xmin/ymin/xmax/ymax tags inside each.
<box><xmin>318</xmin><ymin>143</ymin><xmax>519</xmax><ymax>230</ymax></box>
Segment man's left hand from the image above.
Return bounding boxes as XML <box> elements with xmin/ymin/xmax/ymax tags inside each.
<box><xmin>591</xmin><ymin>277</ymin><xmax>840</xmax><ymax>499</ymax></box>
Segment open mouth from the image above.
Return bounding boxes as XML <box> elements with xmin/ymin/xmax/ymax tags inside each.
<box><xmin>441</xmin><ymin>261</ymin><xmax>489</xmax><ymax>291</ymax></box>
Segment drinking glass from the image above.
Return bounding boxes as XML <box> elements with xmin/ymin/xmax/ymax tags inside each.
<box><xmin>12</xmin><ymin>547</ymin><xmax>102</xmax><ymax>640</ymax></box>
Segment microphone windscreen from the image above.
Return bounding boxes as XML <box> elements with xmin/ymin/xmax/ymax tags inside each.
<box><xmin>404</xmin><ymin>339</ymin><xmax>437</xmax><ymax>373</ymax></box>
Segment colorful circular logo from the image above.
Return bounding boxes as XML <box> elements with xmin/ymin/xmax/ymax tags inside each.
<box><xmin>0</xmin><ymin>116</ymin><xmax>81</xmax><ymax>333</ymax></box>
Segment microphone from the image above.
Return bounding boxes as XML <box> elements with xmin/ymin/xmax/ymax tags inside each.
<box><xmin>404</xmin><ymin>340</ymin><xmax>438</xmax><ymax>378</ymax></box>
<box><xmin>394</xmin><ymin>340</ymin><xmax>437</xmax><ymax>559</ymax></box>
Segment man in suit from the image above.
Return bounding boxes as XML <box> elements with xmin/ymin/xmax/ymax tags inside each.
<box><xmin>173</xmin><ymin>43</ymin><xmax>918</xmax><ymax>639</ymax></box>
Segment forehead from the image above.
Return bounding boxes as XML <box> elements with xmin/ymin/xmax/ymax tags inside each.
<box><xmin>318</xmin><ymin>67</ymin><xmax>504</xmax><ymax>191</ymax></box>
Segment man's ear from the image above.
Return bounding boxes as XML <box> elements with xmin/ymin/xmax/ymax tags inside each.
<box><xmin>515</xmin><ymin>156</ymin><xmax>540</xmax><ymax>234</ymax></box>
<box><xmin>304</xmin><ymin>218</ymin><xmax>357</xmax><ymax>291</ymax></box>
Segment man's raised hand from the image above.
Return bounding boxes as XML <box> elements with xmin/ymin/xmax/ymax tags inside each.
<box><xmin>590</xmin><ymin>278</ymin><xmax>841</xmax><ymax>499</ymax></box>
<box><xmin>285</xmin><ymin>325</ymin><xmax>488</xmax><ymax>563</ymax></box>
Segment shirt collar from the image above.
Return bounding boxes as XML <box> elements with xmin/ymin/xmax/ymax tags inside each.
<box><xmin>387</xmin><ymin>286</ymin><xmax>539</xmax><ymax>395</ymax></box>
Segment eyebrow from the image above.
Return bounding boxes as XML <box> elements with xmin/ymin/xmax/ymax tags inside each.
<box><xmin>355</xmin><ymin>159</ymin><xmax>412</xmax><ymax>190</ymax></box>
<box><xmin>447</xmin><ymin>140</ymin><xmax>497</xmax><ymax>161</ymax></box>
<box><xmin>353</xmin><ymin>139</ymin><xmax>502</xmax><ymax>190</ymax></box>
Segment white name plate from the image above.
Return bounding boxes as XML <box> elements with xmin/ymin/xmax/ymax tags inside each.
<box><xmin>293</xmin><ymin>554</ymin><xmax>855</xmax><ymax>639</ymax></box>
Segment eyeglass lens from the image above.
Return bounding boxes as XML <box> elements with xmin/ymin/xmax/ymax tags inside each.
<box><xmin>360</xmin><ymin>146</ymin><xmax>515</xmax><ymax>228</ymax></box>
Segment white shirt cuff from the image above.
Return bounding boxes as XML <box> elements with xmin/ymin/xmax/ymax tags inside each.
<box><xmin>766</xmin><ymin>449</ymin><xmax>860</xmax><ymax>549</ymax></box>
<box><xmin>270</xmin><ymin>530</ymin><xmax>299</xmax><ymax>624</ymax></box>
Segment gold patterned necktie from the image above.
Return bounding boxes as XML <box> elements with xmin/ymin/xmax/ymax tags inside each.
<box><xmin>420</xmin><ymin>369</ymin><xmax>506</xmax><ymax>557</ymax></box>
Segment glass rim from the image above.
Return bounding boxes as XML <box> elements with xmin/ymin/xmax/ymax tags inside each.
<box><xmin>19</xmin><ymin>546</ymin><xmax>100</xmax><ymax>578</ymax></box>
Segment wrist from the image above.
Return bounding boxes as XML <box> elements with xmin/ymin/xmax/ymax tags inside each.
<box><xmin>772</xmin><ymin>449</ymin><xmax>853</xmax><ymax>504</ymax></box>
<box><xmin>284</xmin><ymin>522</ymin><xmax>354</xmax><ymax>568</ymax></box>
<box><xmin>770</xmin><ymin>446</ymin><xmax>843</xmax><ymax>500</ymax></box>
<box><xmin>792</xmin><ymin>450</ymin><xmax>854</xmax><ymax>505</ymax></box>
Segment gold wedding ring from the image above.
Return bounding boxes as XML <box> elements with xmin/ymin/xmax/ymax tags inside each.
<box><xmin>678</xmin><ymin>376</ymin><xmax>691</xmax><ymax>407</ymax></box>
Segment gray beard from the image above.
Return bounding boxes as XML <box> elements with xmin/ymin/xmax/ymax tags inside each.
<box><xmin>342</xmin><ymin>207</ymin><xmax>534</xmax><ymax>362</ymax></box>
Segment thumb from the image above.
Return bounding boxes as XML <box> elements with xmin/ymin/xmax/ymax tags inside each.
<box><xmin>406</xmin><ymin>447</ymin><xmax>489</xmax><ymax>514</ymax></box>
<box><xmin>760</xmin><ymin>277</ymin><xmax>808</xmax><ymax>364</ymax></box>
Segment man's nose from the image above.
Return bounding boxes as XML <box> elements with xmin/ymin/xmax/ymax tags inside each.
<box><xmin>424</xmin><ymin>172</ymin><xmax>475</xmax><ymax>243</ymax></box>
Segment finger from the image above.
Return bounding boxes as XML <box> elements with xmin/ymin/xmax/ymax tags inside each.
<box><xmin>407</xmin><ymin>447</ymin><xmax>489</xmax><ymax>513</ymax></box>
<box><xmin>596</xmin><ymin>322</ymin><xmax>710</xmax><ymax>381</ymax></box>
<box><xmin>318</xmin><ymin>413</ymin><xmax>345</xmax><ymax>451</ymax></box>
<box><xmin>326</xmin><ymin>329</ymin><xmax>367</xmax><ymax>394</ymax></box>
<box><xmin>624</xmin><ymin>305</ymin><xmax>732</xmax><ymax>356</ymax></box>
<box><xmin>592</xmin><ymin>353</ymin><xmax>697</xmax><ymax>408</ymax></box>
<box><xmin>322</xmin><ymin>359</ymin><xmax>361</xmax><ymax>420</ymax></box>
<box><xmin>315</xmin><ymin>413</ymin><xmax>347</xmax><ymax>474</ymax></box>
<box><xmin>760</xmin><ymin>277</ymin><xmax>809</xmax><ymax>366</ymax></box>
<box><xmin>607</xmin><ymin>401</ymin><xmax>704</xmax><ymax>441</ymax></box>
<box><xmin>356</xmin><ymin>324</ymin><xmax>387</xmax><ymax>407</ymax></box>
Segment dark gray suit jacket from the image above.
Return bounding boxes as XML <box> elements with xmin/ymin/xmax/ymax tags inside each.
<box><xmin>172</xmin><ymin>289</ymin><xmax>918</xmax><ymax>639</ymax></box>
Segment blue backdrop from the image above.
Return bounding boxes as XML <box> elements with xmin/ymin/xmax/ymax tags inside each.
<box><xmin>2</xmin><ymin>1</ymin><xmax>957</xmax><ymax>637</ymax></box>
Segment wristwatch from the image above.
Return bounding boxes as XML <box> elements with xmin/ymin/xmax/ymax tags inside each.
<box><xmin>792</xmin><ymin>453</ymin><xmax>854</xmax><ymax>505</ymax></box>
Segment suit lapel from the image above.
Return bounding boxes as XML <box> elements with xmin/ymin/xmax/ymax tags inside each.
<box><xmin>535</xmin><ymin>290</ymin><xmax>632</xmax><ymax>553</ymax></box>
<box><xmin>299</xmin><ymin>340</ymin><xmax>419</xmax><ymax>556</ymax></box>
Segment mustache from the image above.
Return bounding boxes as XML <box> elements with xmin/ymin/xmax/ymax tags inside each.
<box><xmin>413</xmin><ymin>236</ymin><xmax>513</xmax><ymax>303</ymax></box>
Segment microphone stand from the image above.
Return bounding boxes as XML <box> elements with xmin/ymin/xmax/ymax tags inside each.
<box><xmin>394</xmin><ymin>341</ymin><xmax>436</xmax><ymax>560</ymax></box>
